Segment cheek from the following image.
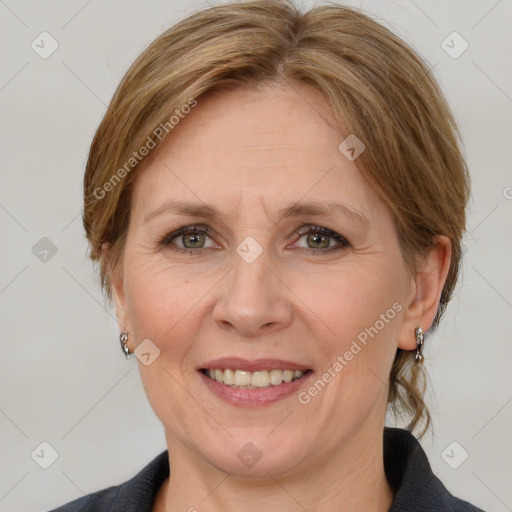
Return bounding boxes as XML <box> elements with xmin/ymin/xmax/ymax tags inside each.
<box><xmin>300</xmin><ymin>259</ymin><xmax>404</xmax><ymax>345</ymax></box>
<box><xmin>123</xmin><ymin>256</ymin><xmax>195</xmax><ymax>343</ymax></box>
<box><xmin>122</xmin><ymin>257</ymin><xmax>206</xmax><ymax>435</ymax></box>
<box><xmin>297</xmin><ymin>260</ymin><xmax>405</xmax><ymax>405</ymax></box>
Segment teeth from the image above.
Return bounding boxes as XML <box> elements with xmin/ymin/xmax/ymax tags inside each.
<box><xmin>269</xmin><ymin>369</ymin><xmax>282</xmax><ymax>386</ymax></box>
<box><xmin>215</xmin><ymin>369</ymin><xmax>224</xmax><ymax>383</ymax></box>
<box><xmin>251</xmin><ymin>370</ymin><xmax>269</xmax><ymax>388</ymax></box>
<box><xmin>234</xmin><ymin>370</ymin><xmax>252</xmax><ymax>386</ymax></box>
<box><xmin>223</xmin><ymin>368</ymin><xmax>235</xmax><ymax>385</ymax></box>
<box><xmin>204</xmin><ymin>368</ymin><xmax>306</xmax><ymax>388</ymax></box>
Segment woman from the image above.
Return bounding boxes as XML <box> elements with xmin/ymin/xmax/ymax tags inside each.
<box><xmin>50</xmin><ymin>0</ymin><xmax>485</xmax><ymax>510</ymax></box>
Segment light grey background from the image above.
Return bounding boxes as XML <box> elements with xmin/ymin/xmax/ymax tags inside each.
<box><xmin>0</xmin><ymin>0</ymin><xmax>510</xmax><ymax>510</ymax></box>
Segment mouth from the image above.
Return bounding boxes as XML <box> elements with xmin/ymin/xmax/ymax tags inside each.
<box><xmin>197</xmin><ymin>358</ymin><xmax>314</xmax><ymax>406</ymax></box>
<box><xmin>200</xmin><ymin>368</ymin><xmax>312</xmax><ymax>389</ymax></box>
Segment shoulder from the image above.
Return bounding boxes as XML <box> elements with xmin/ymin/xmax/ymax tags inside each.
<box><xmin>384</xmin><ymin>427</ymin><xmax>486</xmax><ymax>511</ymax></box>
<box><xmin>47</xmin><ymin>485</ymin><xmax>119</xmax><ymax>512</ymax></box>
<box><xmin>47</xmin><ymin>450</ymin><xmax>169</xmax><ymax>512</ymax></box>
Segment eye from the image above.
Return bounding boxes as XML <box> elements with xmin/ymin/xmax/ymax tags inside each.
<box><xmin>293</xmin><ymin>225</ymin><xmax>350</xmax><ymax>254</ymax></box>
<box><xmin>159</xmin><ymin>224</ymin><xmax>350</xmax><ymax>255</ymax></box>
<box><xmin>160</xmin><ymin>225</ymin><xmax>216</xmax><ymax>252</ymax></box>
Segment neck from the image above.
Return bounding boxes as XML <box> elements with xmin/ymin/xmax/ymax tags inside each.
<box><xmin>154</xmin><ymin>423</ymin><xmax>394</xmax><ymax>512</ymax></box>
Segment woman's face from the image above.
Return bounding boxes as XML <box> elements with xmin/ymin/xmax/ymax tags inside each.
<box><xmin>112</xmin><ymin>83</ymin><xmax>427</xmax><ymax>476</ymax></box>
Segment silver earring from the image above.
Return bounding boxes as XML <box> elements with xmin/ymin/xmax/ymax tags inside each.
<box><xmin>415</xmin><ymin>326</ymin><xmax>424</xmax><ymax>363</ymax></box>
<box><xmin>120</xmin><ymin>331</ymin><xmax>131</xmax><ymax>359</ymax></box>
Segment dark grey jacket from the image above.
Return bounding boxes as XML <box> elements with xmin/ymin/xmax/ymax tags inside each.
<box><xmin>48</xmin><ymin>427</ymin><xmax>486</xmax><ymax>511</ymax></box>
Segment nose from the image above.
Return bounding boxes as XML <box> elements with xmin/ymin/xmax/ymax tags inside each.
<box><xmin>212</xmin><ymin>246</ymin><xmax>293</xmax><ymax>338</ymax></box>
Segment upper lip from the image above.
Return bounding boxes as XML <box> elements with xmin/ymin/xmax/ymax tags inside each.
<box><xmin>199</xmin><ymin>357</ymin><xmax>311</xmax><ymax>372</ymax></box>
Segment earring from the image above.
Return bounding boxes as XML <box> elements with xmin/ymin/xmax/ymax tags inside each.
<box><xmin>120</xmin><ymin>330</ymin><xmax>131</xmax><ymax>359</ymax></box>
<box><xmin>415</xmin><ymin>326</ymin><xmax>425</xmax><ymax>363</ymax></box>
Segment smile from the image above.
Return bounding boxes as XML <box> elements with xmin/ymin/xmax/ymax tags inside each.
<box><xmin>201</xmin><ymin>368</ymin><xmax>310</xmax><ymax>389</ymax></box>
<box><xmin>198</xmin><ymin>357</ymin><xmax>313</xmax><ymax>406</ymax></box>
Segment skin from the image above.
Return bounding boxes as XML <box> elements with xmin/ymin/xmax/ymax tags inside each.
<box><xmin>109</xmin><ymin>82</ymin><xmax>451</xmax><ymax>511</ymax></box>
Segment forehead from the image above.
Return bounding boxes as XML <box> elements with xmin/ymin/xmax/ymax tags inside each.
<box><xmin>130</xmin><ymin>83</ymin><xmax>381</xmax><ymax>222</ymax></box>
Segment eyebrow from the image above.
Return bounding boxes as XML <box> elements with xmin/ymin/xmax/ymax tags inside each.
<box><xmin>143</xmin><ymin>199</ymin><xmax>369</xmax><ymax>227</ymax></box>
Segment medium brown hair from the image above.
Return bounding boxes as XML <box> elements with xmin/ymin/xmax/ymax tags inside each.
<box><xmin>82</xmin><ymin>0</ymin><xmax>470</xmax><ymax>438</ymax></box>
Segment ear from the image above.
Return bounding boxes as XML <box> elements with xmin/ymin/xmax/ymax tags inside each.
<box><xmin>397</xmin><ymin>235</ymin><xmax>452</xmax><ymax>350</ymax></box>
<box><xmin>103</xmin><ymin>244</ymin><xmax>130</xmax><ymax>342</ymax></box>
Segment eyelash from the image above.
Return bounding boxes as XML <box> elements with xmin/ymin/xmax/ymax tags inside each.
<box><xmin>158</xmin><ymin>224</ymin><xmax>350</xmax><ymax>255</ymax></box>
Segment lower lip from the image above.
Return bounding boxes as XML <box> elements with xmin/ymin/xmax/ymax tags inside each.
<box><xmin>199</xmin><ymin>371</ymin><xmax>313</xmax><ymax>407</ymax></box>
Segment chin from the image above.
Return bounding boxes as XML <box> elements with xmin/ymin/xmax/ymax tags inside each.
<box><xmin>193</xmin><ymin>427</ymin><xmax>310</xmax><ymax>479</ymax></box>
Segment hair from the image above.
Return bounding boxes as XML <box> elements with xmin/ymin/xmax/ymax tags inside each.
<box><xmin>82</xmin><ymin>0</ymin><xmax>470</xmax><ymax>439</ymax></box>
